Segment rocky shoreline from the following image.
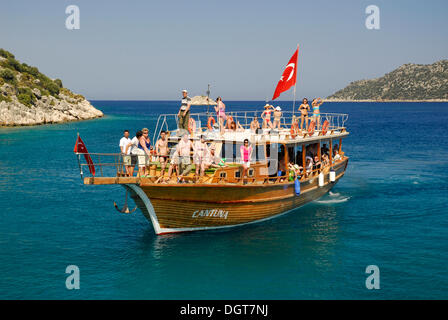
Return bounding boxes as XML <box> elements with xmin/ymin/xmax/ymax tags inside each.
<box><xmin>0</xmin><ymin>85</ymin><xmax>103</xmax><ymax>127</ymax></box>
<box><xmin>0</xmin><ymin>48</ymin><xmax>103</xmax><ymax>127</ymax></box>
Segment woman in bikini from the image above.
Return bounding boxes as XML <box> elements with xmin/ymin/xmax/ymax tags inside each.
<box><xmin>272</xmin><ymin>106</ymin><xmax>283</xmax><ymax>130</ymax></box>
<box><xmin>214</xmin><ymin>97</ymin><xmax>226</xmax><ymax>131</ymax></box>
<box><xmin>311</xmin><ymin>98</ymin><xmax>323</xmax><ymax>130</ymax></box>
<box><xmin>298</xmin><ymin>98</ymin><xmax>310</xmax><ymax>131</ymax></box>
<box><xmin>261</xmin><ymin>104</ymin><xmax>274</xmax><ymax>129</ymax></box>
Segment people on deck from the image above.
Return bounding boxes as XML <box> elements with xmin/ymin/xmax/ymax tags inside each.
<box><xmin>261</xmin><ymin>104</ymin><xmax>274</xmax><ymax>129</ymax></box>
<box><xmin>155</xmin><ymin>130</ymin><xmax>169</xmax><ymax>178</ymax></box>
<box><xmin>305</xmin><ymin>156</ymin><xmax>313</xmax><ymax>178</ymax></box>
<box><xmin>240</xmin><ymin>139</ymin><xmax>253</xmax><ymax>179</ymax></box>
<box><xmin>333</xmin><ymin>145</ymin><xmax>341</xmax><ymax>161</ymax></box>
<box><xmin>137</xmin><ymin>128</ymin><xmax>152</xmax><ymax>177</ymax></box>
<box><xmin>204</xmin><ymin>144</ymin><xmax>226</xmax><ymax>169</ymax></box>
<box><xmin>272</xmin><ymin>106</ymin><xmax>283</xmax><ymax>130</ymax></box>
<box><xmin>178</xmin><ymin>89</ymin><xmax>191</xmax><ymax>132</ymax></box>
<box><xmin>228</xmin><ymin>121</ymin><xmax>244</xmax><ymax>132</ymax></box>
<box><xmin>313</xmin><ymin>155</ymin><xmax>322</xmax><ymax>174</ymax></box>
<box><xmin>119</xmin><ymin>130</ymin><xmax>133</xmax><ymax>177</ymax></box>
<box><xmin>298</xmin><ymin>98</ymin><xmax>310</xmax><ymax>131</ymax></box>
<box><xmin>311</xmin><ymin>98</ymin><xmax>323</xmax><ymax>130</ymax></box>
<box><xmin>193</xmin><ymin>135</ymin><xmax>209</xmax><ymax>177</ymax></box>
<box><xmin>214</xmin><ymin>97</ymin><xmax>226</xmax><ymax>130</ymax></box>
<box><xmin>177</xmin><ymin>133</ymin><xmax>193</xmax><ymax>182</ymax></box>
<box><xmin>126</xmin><ymin>130</ymin><xmax>145</xmax><ymax>177</ymax></box>
<box><xmin>250</xmin><ymin>117</ymin><xmax>260</xmax><ymax>132</ymax></box>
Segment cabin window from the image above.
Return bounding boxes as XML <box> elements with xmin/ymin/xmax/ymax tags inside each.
<box><xmin>219</xmin><ymin>171</ymin><xmax>227</xmax><ymax>178</ymax></box>
<box><xmin>248</xmin><ymin>168</ymin><xmax>254</xmax><ymax>177</ymax></box>
<box><xmin>234</xmin><ymin>170</ymin><xmax>241</xmax><ymax>178</ymax></box>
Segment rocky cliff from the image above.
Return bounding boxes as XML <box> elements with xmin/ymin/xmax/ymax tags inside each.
<box><xmin>327</xmin><ymin>60</ymin><xmax>448</xmax><ymax>101</ymax></box>
<box><xmin>0</xmin><ymin>49</ymin><xmax>103</xmax><ymax>126</ymax></box>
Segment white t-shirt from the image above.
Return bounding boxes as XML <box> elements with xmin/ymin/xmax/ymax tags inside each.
<box><xmin>128</xmin><ymin>136</ymin><xmax>141</xmax><ymax>154</ymax></box>
<box><xmin>119</xmin><ymin>137</ymin><xmax>132</xmax><ymax>155</ymax></box>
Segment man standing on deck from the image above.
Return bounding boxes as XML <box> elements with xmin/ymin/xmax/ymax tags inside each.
<box><xmin>178</xmin><ymin>89</ymin><xmax>191</xmax><ymax>132</ymax></box>
<box><xmin>177</xmin><ymin>133</ymin><xmax>193</xmax><ymax>182</ymax></box>
<box><xmin>119</xmin><ymin>130</ymin><xmax>133</xmax><ymax>176</ymax></box>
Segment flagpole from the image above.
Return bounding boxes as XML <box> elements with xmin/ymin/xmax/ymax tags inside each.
<box><xmin>292</xmin><ymin>44</ymin><xmax>299</xmax><ymax>118</ymax></box>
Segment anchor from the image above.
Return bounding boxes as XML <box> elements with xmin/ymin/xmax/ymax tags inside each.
<box><xmin>114</xmin><ymin>189</ymin><xmax>137</xmax><ymax>214</ymax></box>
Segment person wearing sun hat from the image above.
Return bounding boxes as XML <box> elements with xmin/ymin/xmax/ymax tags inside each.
<box><xmin>261</xmin><ymin>104</ymin><xmax>274</xmax><ymax>129</ymax></box>
<box><xmin>272</xmin><ymin>106</ymin><xmax>283</xmax><ymax>129</ymax></box>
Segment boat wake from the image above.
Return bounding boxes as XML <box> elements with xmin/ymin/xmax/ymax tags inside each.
<box><xmin>315</xmin><ymin>191</ymin><xmax>350</xmax><ymax>204</ymax></box>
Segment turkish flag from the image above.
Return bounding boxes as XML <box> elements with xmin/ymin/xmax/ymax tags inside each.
<box><xmin>272</xmin><ymin>47</ymin><xmax>299</xmax><ymax>100</ymax></box>
<box><xmin>73</xmin><ymin>135</ymin><xmax>96</xmax><ymax>176</ymax></box>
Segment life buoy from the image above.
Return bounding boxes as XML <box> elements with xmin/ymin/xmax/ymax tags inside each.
<box><xmin>321</xmin><ymin>120</ymin><xmax>329</xmax><ymax>135</ymax></box>
<box><xmin>188</xmin><ymin>118</ymin><xmax>196</xmax><ymax>134</ymax></box>
<box><xmin>308</xmin><ymin>120</ymin><xmax>315</xmax><ymax>136</ymax></box>
<box><xmin>225</xmin><ymin>115</ymin><xmax>234</xmax><ymax>129</ymax></box>
<box><xmin>207</xmin><ymin>117</ymin><xmax>216</xmax><ymax>130</ymax></box>
<box><xmin>290</xmin><ymin>122</ymin><xmax>299</xmax><ymax>139</ymax></box>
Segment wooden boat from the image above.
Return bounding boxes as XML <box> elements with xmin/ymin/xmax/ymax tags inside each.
<box><xmin>77</xmin><ymin>110</ymin><xmax>349</xmax><ymax>235</ymax></box>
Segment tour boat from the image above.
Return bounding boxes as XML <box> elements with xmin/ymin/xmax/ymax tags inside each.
<box><xmin>75</xmin><ymin>110</ymin><xmax>349</xmax><ymax>235</ymax></box>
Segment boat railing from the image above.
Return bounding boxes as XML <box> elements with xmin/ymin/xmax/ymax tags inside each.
<box><xmin>75</xmin><ymin>149</ymin><xmax>347</xmax><ymax>185</ymax></box>
<box><xmin>153</xmin><ymin>111</ymin><xmax>348</xmax><ymax>142</ymax></box>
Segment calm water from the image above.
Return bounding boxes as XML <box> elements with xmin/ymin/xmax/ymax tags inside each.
<box><xmin>0</xmin><ymin>101</ymin><xmax>447</xmax><ymax>299</ymax></box>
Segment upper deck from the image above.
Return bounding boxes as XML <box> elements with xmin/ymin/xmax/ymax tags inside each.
<box><xmin>153</xmin><ymin>111</ymin><xmax>349</xmax><ymax>144</ymax></box>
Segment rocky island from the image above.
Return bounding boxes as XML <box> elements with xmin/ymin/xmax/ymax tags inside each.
<box><xmin>0</xmin><ymin>49</ymin><xmax>103</xmax><ymax>126</ymax></box>
<box><xmin>327</xmin><ymin>60</ymin><xmax>448</xmax><ymax>102</ymax></box>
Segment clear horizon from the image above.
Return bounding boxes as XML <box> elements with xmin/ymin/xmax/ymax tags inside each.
<box><xmin>1</xmin><ymin>0</ymin><xmax>447</xmax><ymax>100</ymax></box>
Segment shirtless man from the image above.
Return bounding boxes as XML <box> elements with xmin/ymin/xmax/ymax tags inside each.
<box><xmin>155</xmin><ymin>130</ymin><xmax>169</xmax><ymax>178</ymax></box>
<box><xmin>177</xmin><ymin>133</ymin><xmax>193</xmax><ymax>182</ymax></box>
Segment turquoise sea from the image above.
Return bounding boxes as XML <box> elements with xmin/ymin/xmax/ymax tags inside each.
<box><xmin>0</xmin><ymin>101</ymin><xmax>447</xmax><ymax>299</ymax></box>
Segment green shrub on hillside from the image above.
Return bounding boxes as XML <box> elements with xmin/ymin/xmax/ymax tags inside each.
<box><xmin>54</xmin><ymin>79</ymin><xmax>63</xmax><ymax>88</ymax></box>
<box><xmin>17</xmin><ymin>87</ymin><xmax>36</xmax><ymax>107</ymax></box>
<box><xmin>0</xmin><ymin>49</ymin><xmax>15</xmax><ymax>59</ymax></box>
<box><xmin>0</xmin><ymin>69</ymin><xmax>16</xmax><ymax>84</ymax></box>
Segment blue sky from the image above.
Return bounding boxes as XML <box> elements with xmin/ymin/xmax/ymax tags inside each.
<box><xmin>1</xmin><ymin>0</ymin><xmax>447</xmax><ymax>100</ymax></box>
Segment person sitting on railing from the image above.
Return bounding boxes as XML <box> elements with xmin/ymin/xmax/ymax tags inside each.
<box><xmin>240</xmin><ymin>139</ymin><xmax>253</xmax><ymax>180</ymax></box>
<box><xmin>177</xmin><ymin>133</ymin><xmax>193</xmax><ymax>183</ymax></box>
<box><xmin>178</xmin><ymin>89</ymin><xmax>191</xmax><ymax>132</ymax></box>
<box><xmin>227</xmin><ymin>121</ymin><xmax>244</xmax><ymax>132</ymax></box>
<box><xmin>119</xmin><ymin>130</ymin><xmax>133</xmax><ymax>177</ymax></box>
<box><xmin>272</xmin><ymin>106</ymin><xmax>283</xmax><ymax>130</ymax></box>
<box><xmin>193</xmin><ymin>135</ymin><xmax>209</xmax><ymax>177</ymax></box>
<box><xmin>250</xmin><ymin>116</ymin><xmax>260</xmax><ymax>132</ymax></box>
<box><xmin>333</xmin><ymin>145</ymin><xmax>341</xmax><ymax>161</ymax></box>
<box><xmin>298</xmin><ymin>98</ymin><xmax>310</xmax><ymax>131</ymax></box>
<box><xmin>204</xmin><ymin>144</ymin><xmax>226</xmax><ymax>169</ymax></box>
<box><xmin>311</xmin><ymin>98</ymin><xmax>323</xmax><ymax>130</ymax></box>
<box><xmin>155</xmin><ymin>130</ymin><xmax>169</xmax><ymax>178</ymax></box>
<box><xmin>305</xmin><ymin>156</ymin><xmax>313</xmax><ymax>178</ymax></box>
<box><xmin>313</xmin><ymin>155</ymin><xmax>322</xmax><ymax>174</ymax></box>
<box><xmin>288</xmin><ymin>162</ymin><xmax>303</xmax><ymax>181</ymax></box>
<box><xmin>214</xmin><ymin>97</ymin><xmax>226</xmax><ymax>131</ymax></box>
<box><xmin>322</xmin><ymin>153</ymin><xmax>330</xmax><ymax>168</ymax></box>
<box><xmin>261</xmin><ymin>104</ymin><xmax>274</xmax><ymax>129</ymax></box>
<box><xmin>125</xmin><ymin>130</ymin><xmax>145</xmax><ymax>177</ymax></box>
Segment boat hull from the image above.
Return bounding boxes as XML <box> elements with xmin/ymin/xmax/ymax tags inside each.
<box><xmin>125</xmin><ymin>159</ymin><xmax>348</xmax><ymax>235</ymax></box>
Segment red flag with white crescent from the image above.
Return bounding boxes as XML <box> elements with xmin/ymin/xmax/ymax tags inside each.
<box><xmin>73</xmin><ymin>135</ymin><xmax>96</xmax><ymax>176</ymax></box>
<box><xmin>272</xmin><ymin>47</ymin><xmax>299</xmax><ymax>100</ymax></box>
